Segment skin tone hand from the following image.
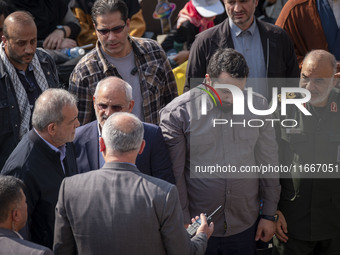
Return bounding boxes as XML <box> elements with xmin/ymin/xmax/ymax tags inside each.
<box><xmin>43</xmin><ymin>29</ymin><xmax>65</xmax><ymax>49</ymax></box>
<box><xmin>174</xmin><ymin>50</ymin><xmax>190</xmax><ymax>65</ymax></box>
<box><xmin>255</xmin><ymin>218</ymin><xmax>276</xmax><ymax>242</ymax></box>
<box><xmin>275</xmin><ymin>210</ymin><xmax>288</xmax><ymax>243</ymax></box>
<box><xmin>195</xmin><ymin>213</ymin><xmax>214</xmax><ymax>239</ymax></box>
<box><xmin>60</xmin><ymin>38</ymin><xmax>77</xmax><ymax>49</ymax></box>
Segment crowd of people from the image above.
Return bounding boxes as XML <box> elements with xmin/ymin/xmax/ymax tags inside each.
<box><xmin>1</xmin><ymin>0</ymin><xmax>340</xmax><ymax>254</ymax></box>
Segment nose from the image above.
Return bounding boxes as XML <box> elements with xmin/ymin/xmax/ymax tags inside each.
<box><xmin>104</xmin><ymin>106</ymin><xmax>114</xmax><ymax>117</ymax></box>
<box><xmin>25</xmin><ymin>43</ymin><xmax>35</xmax><ymax>54</ymax></box>
<box><xmin>75</xmin><ymin>118</ymin><xmax>80</xmax><ymax>128</ymax></box>
<box><xmin>107</xmin><ymin>31</ymin><xmax>118</xmax><ymax>40</ymax></box>
<box><xmin>234</xmin><ymin>1</ymin><xmax>241</xmax><ymax>11</ymax></box>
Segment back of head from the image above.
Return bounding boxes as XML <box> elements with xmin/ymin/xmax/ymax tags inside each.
<box><xmin>2</xmin><ymin>11</ymin><xmax>35</xmax><ymax>38</ymax></box>
<box><xmin>102</xmin><ymin>112</ymin><xmax>144</xmax><ymax>154</ymax></box>
<box><xmin>0</xmin><ymin>176</ymin><xmax>25</xmax><ymax>224</ymax></box>
<box><xmin>207</xmin><ymin>48</ymin><xmax>249</xmax><ymax>79</ymax></box>
<box><xmin>91</xmin><ymin>0</ymin><xmax>128</xmax><ymax>26</ymax></box>
<box><xmin>32</xmin><ymin>89</ymin><xmax>77</xmax><ymax>132</ymax></box>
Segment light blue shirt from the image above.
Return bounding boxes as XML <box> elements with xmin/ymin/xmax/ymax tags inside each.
<box><xmin>229</xmin><ymin>18</ymin><xmax>267</xmax><ymax>98</ymax></box>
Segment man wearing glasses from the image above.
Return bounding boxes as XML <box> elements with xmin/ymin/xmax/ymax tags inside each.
<box><xmin>68</xmin><ymin>0</ymin><xmax>178</xmax><ymax>126</ymax></box>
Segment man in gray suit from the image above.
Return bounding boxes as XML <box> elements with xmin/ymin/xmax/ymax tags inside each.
<box><xmin>0</xmin><ymin>175</ymin><xmax>53</xmax><ymax>255</ymax></box>
<box><xmin>54</xmin><ymin>112</ymin><xmax>214</xmax><ymax>255</ymax></box>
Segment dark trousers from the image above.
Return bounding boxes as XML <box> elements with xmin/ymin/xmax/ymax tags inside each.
<box><xmin>205</xmin><ymin>222</ymin><xmax>257</xmax><ymax>255</ymax></box>
<box><xmin>272</xmin><ymin>235</ymin><xmax>340</xmax><ymax>255</ymax></box>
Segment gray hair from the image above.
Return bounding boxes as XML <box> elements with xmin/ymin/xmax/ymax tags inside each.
<box><xmin>94</xmin><ymin>76</ymin><xmax>133</xmax><ymax>102</ymax></box>
<box><xmin>304</xmin><ymin>50</ymin><xmax>337</xmax><ymax>75</ymax></box>
<box><xmin>32</xmin><ymin>89</ymin><xmax>77</xmax><ymax>131</ymax></box>
<box><xmin>102</xmin><ymin>112</ymin><xmax>144</xmax><ymax>153</ymax></box>
<box><xmin>0</xmin><ymin>176</ymin><xmax>25</xmax><ymax>223</ymax></box>
<box><xmin>91</xmin><ymin>0</ymin><xmax>128</xmax><ymax>26</ymax></box>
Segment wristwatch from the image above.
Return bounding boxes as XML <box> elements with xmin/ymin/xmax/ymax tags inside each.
<box><xmin>260</xmin><ymin>214</ymin><xmax>279</xmax><ymax>222</ymax></box>
<box><xmin>56</xmin><ymin>25</ymin><xmax>66</xmax><ymax>38</ymax></box>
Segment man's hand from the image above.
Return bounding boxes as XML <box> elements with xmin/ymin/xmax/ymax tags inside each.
<box><xmin>43</xmin><ymin>29</ymin><xmax>65</xmax><ymax>49</ymax></box>
<box><xmin>174</xmin><ymin>50</ymin><xmax>190</xmax><ymax>65</ymax></box>
<box><xmin>275</xmin><ymin>210</ymin><xmax>288</xmax><ymax>243</ymax></box>
<box><xmin>195</xmin><ymin>213</ymin><xmax>214</xmax><ymax>239</ymax></box>
<box><xmin>255</xmin><ymin>218</ymin><xmax>276</xmax><ymax>242</ymax></box>
<box><xmin>60</xmin><ymin>38</ymin><xmax>77</xmax><ymax>49</ymax></box>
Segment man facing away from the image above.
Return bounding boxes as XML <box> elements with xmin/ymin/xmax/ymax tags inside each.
<box><xmin>273</xmin><ymin>50</ymin><xmax>340</xmax><ymax>255</ymax></box>
<box><xmin>54</xmin><ymin>112</ymin><xmax>214</xmax><ymax>255</ymax></box>
<box><xmin>73</xmin><ymin>76</ymin><xmax>175</xmax><ymax>183</ymax></box>
<box><xmin>0</xmin><ymin>176</ymin><xmax>53</xmax><ymax>255</ymax></box>
<box><xmin>69</xmin><ymin>0</ymin><xmax>177</xmax><ymax>125</ymax></box>
<box><xmin>185</xmin><ymin>0</ymin><xmax>299</xmax><ymax>102</ymax></box>
<box><xmin>1</xmin><ymin>89</ymin><xmax>79</xmax><ymax>249</ymax></box>
<box><xmin>160</xmin><ymin>48</ymin><xmax>281</xmax><ymax>255</ymax></box>
<box><xmin>0</xmin><ymin>11</ymin><xmax>60</xmax><ymax>170</ymax></box>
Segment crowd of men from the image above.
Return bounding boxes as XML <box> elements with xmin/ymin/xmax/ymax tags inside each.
<box><xmin>1</xmin><ymin>0</ymin><xmax>340</xmax><ymax>254</ymax></box>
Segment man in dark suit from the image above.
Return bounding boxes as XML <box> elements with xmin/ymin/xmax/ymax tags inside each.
<box><xmin>73</xmin><ymin>76</ymin><xmax>175</xmax><ymax>183</ymax></box>
<box><xmin>54</xmin><ymin>112</ymin><xmax>213</xmax><ymax>255</ymax></box>
<box><xmin>1</xmin><ymin>89</ymin><xmax>79</xmax><ymax>249</ymax></box>
<box><xmin>0</xmin><ymin>175</ymin><xmax>53</xmax><ymax>255</ymax></box>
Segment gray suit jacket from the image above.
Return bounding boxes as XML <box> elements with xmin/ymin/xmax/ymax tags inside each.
<box><xmin>0</xmin><ymin>228</ymin><xmax>53</xmax><ymax>255</ymax></box>
<box><xmin>54</xmin><ymin>162</ymin><xmax>207</xmax><ymax>255</ymax></box>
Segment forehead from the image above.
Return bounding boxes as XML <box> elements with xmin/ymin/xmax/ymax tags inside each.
<box><xmin>96</xmin><ymin>85</ymin><xmax>127</xmax><ymax>102</ymax></box>
<box><xmin>6</xmin><ymin>22</ymin><xmax>37</xmax><ymax>39</ymax></box>
<box><xmin>96</xmin><ymin>11</ymin><xmax>124</xmax><ymax>27</ymax></box>
<box><xmin>301</xmin><ymin>58</ymin><xmax>333</xmax><ymax>78</ymax></box>
<box><xmin>215</xmin><ymin>72</ymin><xmax>246</xmax><ymax>89</ymax></box>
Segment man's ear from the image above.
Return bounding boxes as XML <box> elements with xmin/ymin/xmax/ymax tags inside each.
<box><xmin>47</xmin><ymin>123</ymin><xmax>56</xmax><ymax>135</ymax></box>
<box><xmin>99</xmin><ymin>137</ymin><xmax>106</xmax><ymax>152</ymax></box>
<box><xmin>138</xmin><ymin>140</ymin><xmax>145</xmax><ymax>155</ymax></box>
<box><xmin>204</xmin><ymin>74</ymin><xmax>212</xmax><ymax>85</ymax></box>
<box><xmin>128</xmin><ymin>100</ymin><xmax>135</xmax><ymax>113</ymax></box>
<box><xmin>1</xmin><ymin>35</ymin><xmax>7</xmax><ymax>45</ymax></box>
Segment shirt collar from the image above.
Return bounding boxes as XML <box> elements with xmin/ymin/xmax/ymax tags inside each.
<box><xmin>229</xmin><ymin>17</ymin><xmax>257</xmax><ymax>37</ymax></box>
<box><xmin>16</xmin><ymin>63</ymin><xmax>33</xmax><ymax>75</ymax></box>
<box><xmin>34</xmin><ymin>129</ymin><xmax>66</xmax><ymax>161</ymax></box>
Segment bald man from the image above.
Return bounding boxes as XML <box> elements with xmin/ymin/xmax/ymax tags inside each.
<box><xmin>273</xmin><ymin>50</ymin><xmax>340</xmax><ymax>255</ymax></box>
<box><xmin>73</xmin><ymin>76</ymin><xmax>175</xmax><ymax>184</ymax></box>
<box><xmin>0</xmin><ymin>11</ymin><xmax>60</xmax><ymax>170</ymax></box>
<box><xmin>54</xmin><ymin>112</ymin><xmax>213</xmax><ymax>255</ymax></box>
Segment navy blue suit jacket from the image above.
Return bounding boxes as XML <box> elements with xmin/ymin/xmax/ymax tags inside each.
<box><xmin>73</xmin><ymin>120</ymin><xmax>175</xmax><ymax>184</ymax></box>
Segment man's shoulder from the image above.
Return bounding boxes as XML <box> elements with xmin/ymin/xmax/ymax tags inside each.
<box><xmin>75</xmin><ymin>121</ymin><xmax>98</xmax><ymax>139</ymax></box>
<box><xmin>0</xmin><ymin>232</ymin><xmax>52</xmax><ymax>254</ymax></box>
<box><xmin>73</xmin><ymin>48</ymin><xmax>101</xmax><ymax>71</ymax></box>
<box><xmin>131</xmin><ymin>36</ymin><xmax>164</xmax><ymax>54</ymax></box>
<box><xmin>194</xmin><ymin>19</ymin><xmax>227</xmax><ymax>44</ymax></box>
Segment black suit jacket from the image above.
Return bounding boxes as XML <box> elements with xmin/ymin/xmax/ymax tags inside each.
<box><xmin>73</xmin><ymin>120</ymin><xmax>175</xmax><ymax>184</ymax></box>
<box><xmin>1</xmin><ymin>129</ymin><xmax>78</xmax><ymax>249</ymax></box>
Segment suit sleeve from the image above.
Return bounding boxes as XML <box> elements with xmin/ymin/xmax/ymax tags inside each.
<box><xmin>53</xmin><ymin>179</ymin><xmax>77</xmax><ymax>255</ymax></box>
<box><xmin>160</xmin><ymin>186</ymin><xmax>207</xmax><ymax>255</ymax></box>
<box><xmin>150</xmin><ymin>126</ymin><xmax>176</xmax><ymax>184</ymax></box>
<box><xmin>159</xmin><ymin>105</ymin><xmax>191</xmax><ymax>223</ymax></box>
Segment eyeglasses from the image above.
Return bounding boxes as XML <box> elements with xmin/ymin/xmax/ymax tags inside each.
<box><xmin>96</xmin><ymin>24</ymin><xmax>126</xmax><ymax>36</ymax></box>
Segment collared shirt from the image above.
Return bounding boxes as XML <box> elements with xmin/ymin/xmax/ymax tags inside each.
<box><xmin>34</xmin><ymin>129</ymin><xmax>66</xmax><ymax>174</ymax></box>
<box><xmin>16</xmin><ymin>64</ymin><xmax>42</xmax><ymax>107</ymax></box>
<box><xmin>159</xmin><ymin>86</ymin><xmax>281</xmax><ymax>237</ymax></box>
<box><xmin>68</xmin><ymin>37</ymin><xmax>178</xmax><ymax>125</ymax></box>
<box><xmin>97</xmin><ymin>122</ymin><xmax>105</xmax><ymax>168</ymax></box>
<box><xmin>229</xmin><ymin>18</ymin><xmax>267</xmax><ymax>98</ymax></box>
